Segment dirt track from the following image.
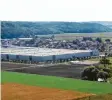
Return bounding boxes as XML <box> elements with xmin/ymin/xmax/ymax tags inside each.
<box><xmin>1</xmin><ymin>83</ymin><xmax>93</xmax><ymax>100</ymax></box>
<box><xmin>1</xmin><ymin>62</ymin><xmax>88</xmax><ymax>79</ymax></box>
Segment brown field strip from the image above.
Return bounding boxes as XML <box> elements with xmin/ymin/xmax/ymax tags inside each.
<box><xmin>1</xmin><ymin>83</ymin><xmax>94</xmax><ymax>100</ymax></box>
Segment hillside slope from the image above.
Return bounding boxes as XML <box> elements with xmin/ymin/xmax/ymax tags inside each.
<box><xmin>1</xmin><ymin>21</ymin><xmax>112</xmax><ymax>39</ymax></box>
<box><xmin>91</xmin><ymin>21</ymin><xmax>112</xmax><ymax>29</ymax></box>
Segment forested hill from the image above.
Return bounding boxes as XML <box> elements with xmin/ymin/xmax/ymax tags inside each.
<box><xmin>90</xmin><ymin>21</ymin><xmax>112</xmax><ymax>29</ymax></box>
<box><xmin>1</xmin><ymin>21</ymin><xmax>112</xmax><ymax>39</ymax></box>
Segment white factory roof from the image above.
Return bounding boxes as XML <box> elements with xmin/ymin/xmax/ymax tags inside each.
<box><xmin>1</xmin><ymin>47</ymin><xmax>92</xmax><ymax>56</ymax></box>
<box><xmin>18</xmin><ymin>38</ymin><xmax>33</xmax><ymax>40</ymax></box>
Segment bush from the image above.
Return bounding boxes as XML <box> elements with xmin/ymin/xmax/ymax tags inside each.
<box><xmin>97</xmin><ymin>71</ymin><xmax>109</xmax><ymax>80</ymax></box>
<box><xmin>103</xmin><ymin>68</ymin><xmax>111</xmax><ymax>73</ymax></box>
<box><xmin>81</xmin><ymin>66</ymin><xmax>111</xmax><ymax>81</ymax></box>
<box><xmin>100</xmin><ymin>58</ymin><xmax>111</xmax><ymax>65</ymax></box>
<box><xmin>81</xmin><ymin>66</ymin><xmax>99</xmax><ymax>81</ymax></box>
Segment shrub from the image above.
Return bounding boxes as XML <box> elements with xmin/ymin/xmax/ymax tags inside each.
<box><xmin>81</xmin><ymin>66</ymin><xmax>111</xmax><ymax>81</ymax></box>
<box><xmin>81</xmin><ymin>66</ymin><xmax>99</xmax><ymax>81</ymax></box>
<box><xmin>100</xmin><ymin>58</ymin><xmax>111</xmax><ymax>65</ymax></box>
<box><xmin>97</xmin><ymin>71</ymin><xmax>109</xmax><ymax>80</ymax></box>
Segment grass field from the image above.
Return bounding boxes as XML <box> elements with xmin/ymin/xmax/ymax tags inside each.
<box><xmin>88</xmin><ymin>57</ymin><xmax>112</xmax><ymax>67</ymax></box>
<box><xmin>54</xmin><ymin>32</ymin><xmax>112</xmax><ymax>41</ymax></box>
<box><xmin>80</xmin><ymin>94</ymin><xmax>112</xmax><ymax>100</ymax></box>
<box><xmin>89</xmin><ymin>57</ymin><xmax>112</xmax><ymax>61</ymax></box>
<box><xmin>1</xmin><ymin>71</ymin><xmax>112</xmax><ymax>94</ymax></box>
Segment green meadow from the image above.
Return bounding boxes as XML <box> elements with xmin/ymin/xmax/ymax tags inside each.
<box><xmin>1</xmin><ymin>71</ymin><xmax>112</xmax><ymax>94</ymax></box>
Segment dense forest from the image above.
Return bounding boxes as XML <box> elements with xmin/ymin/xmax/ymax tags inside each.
<box><xmin>91</xmin><ymin>21</ymin><xmax>112</xmax><ymax>29</ymax></box>
<box><xmin>1</xmin><ymin>21</ymin><xmax>112</xmax><ymax>39</ymax></box>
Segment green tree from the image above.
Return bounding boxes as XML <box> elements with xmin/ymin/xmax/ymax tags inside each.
<box><xmin>81</xmin><ymin>66</ymin><xmax>99</xmax><ymax>81</ymax></box>
<box><xmin>100</xmin><ymin>56</ymin><xmax>111</xmax><ymax>67</ymax></box>
<box><xmin>97</xmin><ymin>71</ymin><xmax>109</xmax><ymax>81</ymax></box>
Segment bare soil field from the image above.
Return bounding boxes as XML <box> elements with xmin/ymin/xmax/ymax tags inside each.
<box><xmin>1</xmin><ymin>62</ymin><xmax>88</xmax><ymax>79</ymax></box>
<box><xmin>1</xmin><ymin>62</ymin><xmax>31</xmax><ymax>70</ymax></box>
<box><xmin>1</xmin><ymin>83</ymin><xmax>93</xmax><ymax>100</ymax></box>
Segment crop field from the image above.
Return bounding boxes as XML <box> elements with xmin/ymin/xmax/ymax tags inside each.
<box><xmin>1</xmin><ymin>58</ymin><xmax>112</xmax><ymax>100</ymax></box>
<box><xmin>1</xmin><ymin>62</ymin><xmax>88</xmax><ymax>79</ymax></box>
<box><xmin>88</xmin><ymin>57</ymin><xmax>112</xmax><ymax>67</ymax></box>
<box><xmin>88</xmin><ymin>57</ymin><xmax>112</xmax><ymax>61</ymax></box>
<box><xmin>54</xmin><ymin>32</ymin><xmax>112</xmax><ymax>41</ymax></box>
<box><xmin>1</xmin><ymin>71</ymin><xmax>112</xmax><ymax>94</ymax></box>
<box><xmin>1</xmin><ymin>71</ymin><xmax>112</xmax><ymax>100</ymax></box>
<box><xmin>80</xmin><ymin>94</ymin><xmax>112</xmax><ymax>100</ymax></box>
<box><xmin>2</xmin><ymin>83</ymin><xmax>93</xmax><ymax>100</ymax></box>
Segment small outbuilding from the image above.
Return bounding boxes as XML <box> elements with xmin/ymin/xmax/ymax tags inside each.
<box><xmin>98</xmin><ymin>78</ymin><xmax>105</xmax><ymax>82</ymax></box>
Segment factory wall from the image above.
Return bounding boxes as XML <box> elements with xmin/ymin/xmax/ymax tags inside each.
<box><xmin>1</xmin><ymin>50</ymin><xmax>99</xmax><ymax>62</ymax></box>
<box><xmin>9</xmin><ymin>54</ymin><xmax>16</xmax><ymax>60</ymax></box>
<box><xmin>1</xmin><ymin>54</ymin><xmax>7</xmax><ymax>60</ymax></box>
<box><xmin>91</xmin><ymin>50</ymin><xmax>99</xmax><ymax>56</ymax></box>
<box><xmin>55</xmin><ymin>54</ymin><xmax>68</xmax><ymax>60</ymax></box>
<box><xmin>19</xmin><ymin>55</ymin><xmax>29</xmax><ymax>61</ymax></box>
<box><xmin>72</xmin><ymin>52</ymin><xmax>91</xmax><ymax>58</ymax></box>
<box><xmin>32</xmin><ymin>56</ymin><xmax>53</xmax><ymax>62</ymax></box>
<box><xmin>32</xmin><ymin>56</ymin><xmax>43</xmax><ymax>62</ymax></box>
<box><xmin>43</xmin><ymin>55</ymin><xmax>53</xmax><ymax>61</ymax></box>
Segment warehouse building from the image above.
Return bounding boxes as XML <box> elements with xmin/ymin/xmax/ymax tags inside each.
<box><xmin>1</xmin><ymin>47</ymin><xmax>99</xmax><ymax>63</ymax></box>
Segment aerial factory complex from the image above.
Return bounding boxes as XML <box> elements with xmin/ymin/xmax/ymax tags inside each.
<box><xmin>1</xmin><ymin>47</ymin><xmax>99</xmax><ymax>63</ymax></box>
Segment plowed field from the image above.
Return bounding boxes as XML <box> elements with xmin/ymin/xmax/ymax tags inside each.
<box><xmin>1</xmin><ymin>83</ymin><xmax>94</xmax><ymax>100</ymax></box>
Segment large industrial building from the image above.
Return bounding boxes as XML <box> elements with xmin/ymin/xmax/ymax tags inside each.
<box><xmin>1</xmin><ymin>47</ymin><xmax>99</xmax><ymax>63</ymax></box>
